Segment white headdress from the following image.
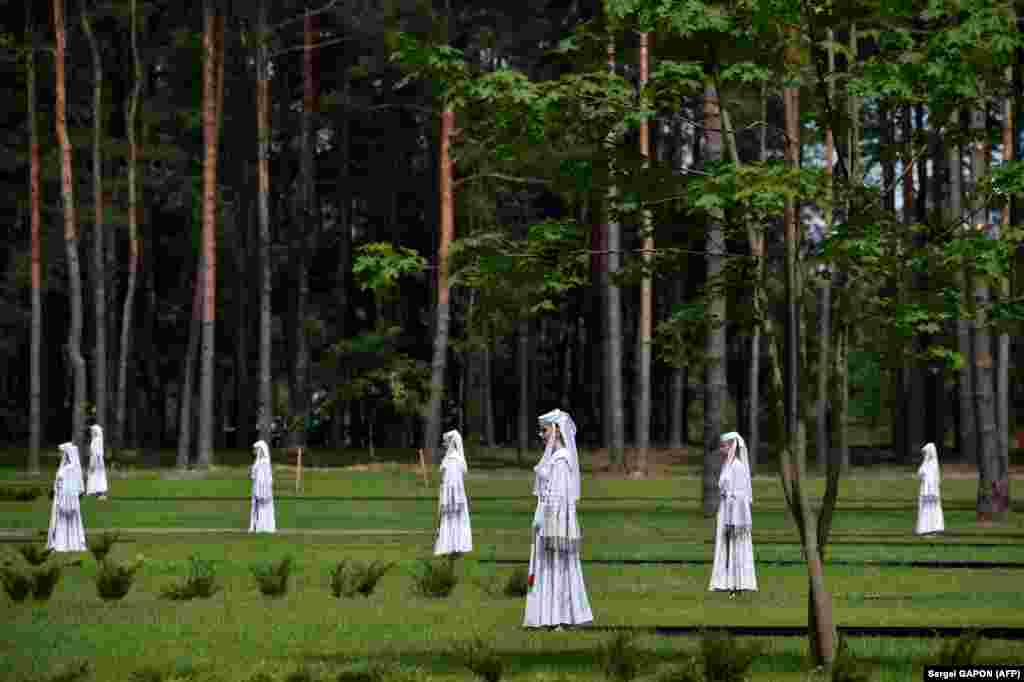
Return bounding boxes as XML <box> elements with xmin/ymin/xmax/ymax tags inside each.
<box><xmin>253</xmin><ymin>440</ymin><xmax>271</xmax><ymax>463</ymax></box>
<box><xmin>58</xmin><ymin>442</ymin><xmax>83</xmax><ymax>496</ymax></box>
<box><xmin>441</xmin><ymin>429</ymin><xmax>467</xmax><ymax>474</ymax></box>
<box><xmin>920</xmin><ymin>442</ymin><xmax>940</xmax><ymax>482</ymax></box>
<box><xmin>536</xmin><ymin>408</ymin><xmax>580</xmax><ymax>502</ymax></box>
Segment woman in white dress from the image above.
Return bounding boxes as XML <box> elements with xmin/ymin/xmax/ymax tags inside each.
<box><xmin>86</xmin><ymin>424</ymin><xmax>109</xmax><ymax>499</ymax></box>
<box><xmin>524</xmin><ymin>409</ymin><xmax>593</xmax><ymax>630</ymax></box>
<box><xmin>915</xmin><ymin>442</ymin><xmax>944</xmax><ymax>535</ymax></box>
<box><xmin>434</xmin><ymin>429</ymin><xmax>472</xmax><ymax>556</ymax></box>
<box><xmin>709</xmin><ymin>432</ymin><xmax>757</xmax><ymax>596</ymax></box>
<box><xmin>47</xmin><ymin>443</ymin><xmax>87</xmax><ymax>552</ymax></box>
<box><xmin>249</xmin><ymin>440</ymin><xmax>276</xmax><ymax>533</ymax></box>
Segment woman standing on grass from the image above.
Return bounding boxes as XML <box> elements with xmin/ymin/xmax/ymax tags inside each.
<box><xmin>434</xmin><ymin>429</ymin><xmax>473</xmax><ymax>557</ymax></box>
<box><xmin>524</xmin><ymin>408</ymin><xmax>593</xmax><ymax>630</ymax></box>
<box><xmin>709</xmin><ymin>431</ymin><xmax>757</xmax><ymax>596</ymax></box>
<box><xmin>86</xmin><ymin>424</ymin><xmax>108</xmax><ymax>499</ymax></box>
<box><xmin>249</xmin><ymin>440</ymin><xmax>276</xmax><ymax>533</ymax></box>
<box><xmin>915</xmin><ymin>442</ymin><xmax>944</xmax><ymax>535</ymax></box>
<box><xmin>47</xmin><ymin>443</ymin><xmax>87</xmax><ymax>552</ymax></box>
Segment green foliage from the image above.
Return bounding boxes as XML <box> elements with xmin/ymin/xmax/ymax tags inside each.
<box><xmin>128</xmin><ymin>667</ymin><xmax>165</xmax><ymax>682</ymax></box>
<box><xmin>18</xmin><ymin>544</ymin><xmax>54</xmax><ymax>566</ymax></box>
<box><xmin>160</xmin><ymin>555</ymin><xmax>220</xmax><ymax>600</ymax></box>
<box><xmin>0</xmin><ymin>485</ymin><xmax>45</xmax><ymax>501</ymax></box>
<box><xmin>409</xmin><ymin>558</ymin><xmax>457</xmax><ymax>598</ymax></box>
<box><xmin>352</xmin><ymin>243</ymin><xmax>427</xmax><ymax>296</ymax></box>
<box><xmin>88</xmin><ymin>531</ymin><xmax>120</xmax><ymax>563</ymax></box>
<box><xmin>655</xmin><ymin>303</ymin><xmax>708</xmax><ymax>370</ymax></box>
<box><xmin>1</xmin><ymin>564</ymin><xmax>33</xmax><ymax>602</ymax></box>
<box><xmin>329</xmin><ymin>559</ymin><xmax>394</xmax><ymax>598</ymax></box>
<box><xmin>502</xmin><ymin>566</ymin><xmax>529</xmax><ymax>598</ymax></box>
<box><xmin>32</xmin><ymin>564</ymin><xmax>62</xmax><ymax>601</ymax></box>
<box><xmin>251</xmin><ymin>557</ymin><xmax>293</xmax><ymax>597</ymax></box>
<box><xmin>652</xmin><ymin>661</ymin><xmax>701</xmax><ymax>682</ymax></box>
<box><xmin>699</xmin><ymin>631</ymin><xmax>762</xmax><ymax>682</ymax></box>
<box><xmin>596</xmin><ymin>631</ymin><xmax>644</xmax><ymax>682</ymax></box>
<box><xmin>451</xmin><ymin>636</ymin><xmax>504</xmax><ymax>682</ymax></box>
<box><xmin>283</xmin><ymin>668</ymin><xmax>315</xmax><ymax>682</ymax></box>
<box><xmin>830</xmin><ymin>635</ymin><xmax>871</xmax><ymax>682</ymax></box>
<box><xmin>936</xmin><ymin>630</ymin><xmax>983</xmax><ymax>666</ymax></box>
<box><xmin>43</xmin><ymin>660</ymin><xmax>92</xmax><ymax>682</ymax></box>
<box><xmin>95</xmin><ymin>557</ymin><xmax>143</xmax><ymax>601</ymax></box>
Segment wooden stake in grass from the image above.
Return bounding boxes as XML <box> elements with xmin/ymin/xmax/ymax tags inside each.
<box><xmin>295</xmin><ymin>446</ymin><xmax>302</xmax><ymax>494</ymax></box>
<box><xmin>418</xmin><ymin>448</ymin><xmax>430</xmax><ymax>488</ymax></box>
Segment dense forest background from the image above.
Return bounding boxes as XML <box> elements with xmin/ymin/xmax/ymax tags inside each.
<box><xmin>2</xmin><ymin>0</ymin><xmax>1023</xmax><ymax>511</ymax></box>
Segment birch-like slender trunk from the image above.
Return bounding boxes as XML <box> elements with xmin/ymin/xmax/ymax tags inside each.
<box><xmin>605</xmin><ymin>39</ymin><xmax>625</xmax><ymax>471</ymax></box>
<box><xmin>54</xmin><ymin>0</ymin><xmax>88</xmax><ymax>453</ymax></box>
<box><xmin>634</xmin><ymin>32</ymin><xmax>653</xmax><ymax>476</ymax></box>
<box><xmin>517</xmin><ymin>319</ymin><xmax>529</xmax><ymax>464</ymax></box>
<box><xmin>27</xmin><ymin>9</ymin><xmax>41</xmax><ymax>474</ymax></box>
<box><xmin>702</xmin><ymin>82</ymin><xmax>726</xmax><ymax>516</ymax></box>
<box><xmin>256</xmin><ymin>0</ymin><xmax>272</xmax><ymax>444</ymax></box>
<box><xmin>81</xmin><ymin>4</ymin><xmax>107</xmax><ymax>436</ymax></box>
<box><xmin>177</xmin><ymin>259</ymin><xmax>202</xmax><ymax>468</ymax></box>
<box><xmin>424</xmin><ymin>105</ymin><xmax>455</xmax><ymax>464</ymax></box>
<box><xmin>197</xmin><ymin>3</ymin><xmax>222</xmax><ymax>467</ymax></box>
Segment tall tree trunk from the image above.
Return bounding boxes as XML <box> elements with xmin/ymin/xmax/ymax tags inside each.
<box><xmin>177</xmin><ymin>260</ymin><xmax>202</xmax><ymax>468</ymax></box>
<box><xmin>633</xmin><ymin>32</ymin><xmax>653</xmax><ymax>477</ymax></box>
<box><xmin>998</xmin><ymin>77</ymin><xmax>1012</xmax><ymax>488</ymax></box>
<box><xmin>235</xmin><ymin>192</ymin><xmax>251</xmax><ymax>448</ymax></box>
<box><xmin>54</xmin><ymin>0</ymin><xmax>88</xmax><ymax>454</ymax></box>
<box><xmin>117</xmin><ymin>0</ymin><xmax>143</xmax><ymax>458</ymax></box>
<box><xmin>256</xmin><ymin>0</ymin><xmax>272</xmax><ymax>444</ymax></box>
<box><xmin>424</xmin><ymin>105</ymin><xmax>455</xmax><ymax>464</ymax></box>
<box><xmin>483</xmin><ymin>333</ymin><xmax>496</xmax><ymax>448</ymax></box>
<box><xmin>517</xmin><ymin>319</ymin><xmax>529</xmax><ymax>464</ymax></box>
<box><xmin>970</xmin><ymin>106</ymin><xmax>1006</xmax><ymax>521</ymax></box>
<box><xmin>81</xmin><ymin>3</ymin><xmax>107</xmax><ymax>436</ymax></box>
<box><xmin>816</xmin><ymin>42</ymin><xmax>834</xmax><ymax>473</ymax></box>
<box><xmin>702</xmin><ymin>82</ymin><xmax>726</xmax><ymax>516</ymax></box>
<box><xmin>605</xmin><ymin>39</ymin><xmax>625</xmax><ymax>471</ymax></box>
<box><xmin>197</xmin><ymin>3</ymin><xmax>222</xmax><ymax>468</ymax></box>
<box><xmin>948</xmin><ymin>111</ymin><xmax>975</xmax><ymax>464</ymax></box>
<box><xmin>27</xmin><ymin>8</ymin><xmax>42</xmax><ymax>474</ymax></box>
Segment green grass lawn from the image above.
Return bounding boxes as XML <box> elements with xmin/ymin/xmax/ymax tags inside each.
<box><xmin>2</xmin><ymin>460</ymin><xmax>1023</xmax><ymax>682</ymax></box>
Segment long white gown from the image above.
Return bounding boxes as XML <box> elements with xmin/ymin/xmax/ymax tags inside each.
<box><xmin>524</xmin><ymin>449</ymin><xmax>593</xmax><ymax>627</ymax></box>
<box><xmin>48</xmin><ymin>444</ymin><xmax>87</xmax><ymax>552</ymax></box>
<box><xmin>915</xmin><ymin>445</ymin><xmax>944</xmax><ymax>535</ymax></box>
<box><xmin>86</xmin><ymin>425</ymin><xmax>109</xmax><ymax>496</ymax></box>
<box><xmin>434</xmin><ymin>448</ymin><xmax>472</xmax><ymax>555</ymax></box>
<box><xmin>249</xmin><ymin>442</ymin><xmax>276</xmax><ymax>533</ymax></box>
<box><xmin>709</xmin><ymin>452</ymin><xmax>757</xmax><ymax>592</ymax></box>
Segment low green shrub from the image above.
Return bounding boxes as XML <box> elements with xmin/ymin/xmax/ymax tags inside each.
<box><xmin>128</xmin><ymin>667</ymin><xmax>165</xmax><ymax>682</ymax></box>
<box><xmin>451</xmin><ymin>636</ymin><xmax>504</xmax><ymax>682</ymax></box>
<box><xmin>502</xmin><ymin>566</ymin><xmax>529</xmax><ymax>598</ymax></box>
<box><xmin>43</xmin><ymin>660</ymin><xmax>92</xmax><ymax>682</ymax></box>
<box><xmin>652</xmin><ymin>661</ymin><xmax>701</xmax><ymax>682</ymax></box>
<box><xmin>700</xmin><ymin>631</ymin><xmax>762</xmax><ymax>682</ymax></box>
<box><xmin>18</xmin><ymin>544</ymin><xmax>54</xmax><ymax>566</ymax></box>
<box><xmin>161</xmin><ymin>555</ymin><xmax>220</xmax><ymax>600</ymax></box>
<box><xmin>0</xmin><ymin>485</ymin><xmax>45</xmax><ymax>501</ymax></box>
<box><xmin>283</xmin><ymin>667</ymin><xmax>315</xmax><ymax>682</ymax></box>
<box><xmin>251</xmin><ymin>556</ymin><xmax>292</xmax><ymax>597</ymax></box>
<box><xmin>95</xmin><ymin>557</ymin><xmax>142</xmax><ymax>601</ymax></box>
<box><xmin>409</xmin><ymin>559</ymin><xmax>456</xmax><ymax>598</ymax></box>
<box><xmin>830</xmin><ymin>635</ymin><xmax>871</xmax><ymax>682</ymax></box>
<box><xmin>936</xmin><ymin>630</ymin><xmax>983</xmax><ymax>666</ymax></box>
<box><xmin>329</xmin><ymin>559</ymin><xmax>393</xmax><ymax>598</ymax></box>
<box><xmin>32</xmin><ymin>564</ymin><xmax>62</xmax><ymax>600</ymax></box>
<box><xmin>597</xmin><ymin>631</ymin><xmax>644</xmax><ymax>682</ymax></box>
<box><xmin>88</xmin><ymin>531</ymin><xmax>120</xmax><ymax>563</ymax></box>
<box><xmin>1</xmin><ymin>565</ymin><xmax>33</xmax><ymax>602</ymax></box>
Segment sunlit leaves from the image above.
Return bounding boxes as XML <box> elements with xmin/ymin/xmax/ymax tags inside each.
<box><xmin>352</xmin><ymin>242</ymin><xmax>427</xmax><ymax>295</ymax></box>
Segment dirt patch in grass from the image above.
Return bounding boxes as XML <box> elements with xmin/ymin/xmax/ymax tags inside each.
<box><xmin>939</xmin><ymin>463</ymin><xmax>1024</xmax><ymax>480</ymax></box>
<box><xmin>587</xmin><ymin>447</ymin><xmax>693</xmax><ymax>479</ymax></box>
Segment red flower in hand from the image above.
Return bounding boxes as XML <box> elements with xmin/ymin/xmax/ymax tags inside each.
<box><xmin>528</xmin><ymin>574</ymin><xmax>535</xmax><ymax>588</ymax></box>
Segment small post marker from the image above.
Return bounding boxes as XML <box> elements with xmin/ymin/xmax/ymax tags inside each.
<box><xmin>295</xmin><ymin>447</ymin><xmax>303</xmax><ymax>493</ymax></box>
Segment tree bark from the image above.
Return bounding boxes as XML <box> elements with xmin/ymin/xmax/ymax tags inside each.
<box><xmin>177</xmin><ymin>257</ymin><xmax>203</xmax><ymax>468</ymax></box>
<box><xmin>816</xmin><ymin>53</ymin><xmax>834</xmax><ymax>473</ymax></box>
<box><xmin>197</xmin><ymin>3</ymin><xmax>222</xmax><ymax>468</ymax></box>
<box><xmin>54</xmin><ymin>0</ymin><xmax>88</xmax><ymax>454</ymax></box>
<box><xmin>27</xmin><ymin>7</ymin><xmax>41</xmax><ymax>474</ymax></box>
<box><xmin>424</xmin><ymin>105</ymin><xmax>456</xmax><ymax>464</ymax></box>
<box><xmin>517</xmin><ymin>319</ymin><xmax>530</xmax><ymax>464</ymax></box>
<box><xmin>605</xmin><ymin>39</ymin><xmax>626</xmax><ymax>471</ymax></box>
<box><xmin>702</xmin><ymin>82</ymin><xmax>726</xmax><ymax>516</ymax></box>
<box><xmin>256</xmin><ymin>0</ymin><xmax>272</xmax><ymax>445</ymax></box>
<box><xmin>998</xmin><ymin>80</ymin><xmax>1012</xmax><ymax>487</ymax></box>
<box><xmin>634</xmin><ymin>32</ymin><xmax>653</xmax><ymax>477</ymax></box>
<box><xmin>81</xmin><ymin>3</ymin><xmax>108</xmax><ymax>437</ymax></box>
<box><xmin>483</xmin><ymin>333</ymin><xmax>496</xmax><ymax>448</ymax></box>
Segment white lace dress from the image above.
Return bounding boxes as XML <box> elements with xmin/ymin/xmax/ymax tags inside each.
<box><xmin>709</xmin><ymin>456</ymin><xmax>757</xmax><ymax>591</ymax></box>
<box><xmin>524</xmin><ymin>450</ymin><xmax>593</xmax><ymax>627</ymax></box>
<box><xmin>434</xmin><ymin>454</ymin><xmax>472</xmax><ymax>555</ymax></box>
<box><xmin>47</xmin><ymin>464</ymin><xmax>87</xmax><ymax>552</ymax></box>
<box><xmin>249</xmin><ymin>459</ymin><xmax>276</xmax><ymax>533</ymax></box>
<box><xmin>915</xmin><ymin>460</ymin><xmax>944</xmax><ymax>534</ymax></box>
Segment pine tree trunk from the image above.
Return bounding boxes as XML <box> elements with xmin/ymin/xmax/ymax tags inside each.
<box><xmin>634</xmin><ymin>32</ymin><xmax>653</xmax><ymax>477</ymax></box>
<box><xmin>177</xmin><ymin>258</ymin><xmax>202</xmax><ymax>468</ymax></box>
<box><xmin>235</xmin><ymin>195</ymin><xmax>251</xmax><ymax>448</ymax></box>
<box><xmin>483</xmin><ymin>335</ymin><xmax>496</xmax><ymax>448</ymax></box>
<box><xmin>424</xmin><ymin>105</ymin><xmax>456</xmax><ymax>464</ymax></box>
<box><xmin>998</xmin><ymin>82</ymin><xmax>1012</xmax><ymax>494</ymax></box>
<box><xmin>605</xmin><ymin>39</ymin><xmax>625</xmax><ymax>471</ymax></box>
<box><xmin>670</xmin><ymin>278</ymin><xmax>686</xmax><ymax>451</ymax></box>
<box><xmin>82</xmin><ymin>4</ymin><xmax>107</xmax><ymax>436</ymax></box>
<box><xmin>702</xmin><ymin>82</ymin><xmax>726</xmax><ymax>516</ymax></box>
<box><xmin>816</xmin><ymin>104</ymin><xmax>833</xmax><ymax>473</ymax></box>
<box><xmin>27</xmin><ymin>10</ymin><xmax>42</xmax><ymax>475</ymax></box>
<box><xmin>256</xmin><ymin>0</ymin><xmax>273</xmax><ymax>445</ymax></box>
<box><xmin>54</xmin><ymin>0</ymin><xmax>88</xmax><ymax>454</ymax></box>
<box><xmin>517</xmin><ymin>319</ymin><xmax>529</xmax><ymax>464</ymax></box>
<box><xmin>197</xmin><ymin>3</ymin><xmax>222</xmax><ymax>468</ymax></box>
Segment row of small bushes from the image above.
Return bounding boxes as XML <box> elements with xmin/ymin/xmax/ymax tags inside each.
<box><xmin>32</xmin><ymin>630</ymin><xmax>990</xmax><ymax>682</ymax></box>
<box><xmin>0</xmin><ymin>484</ymin><xmax>46</xmax><ymax>501</ymax></box>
